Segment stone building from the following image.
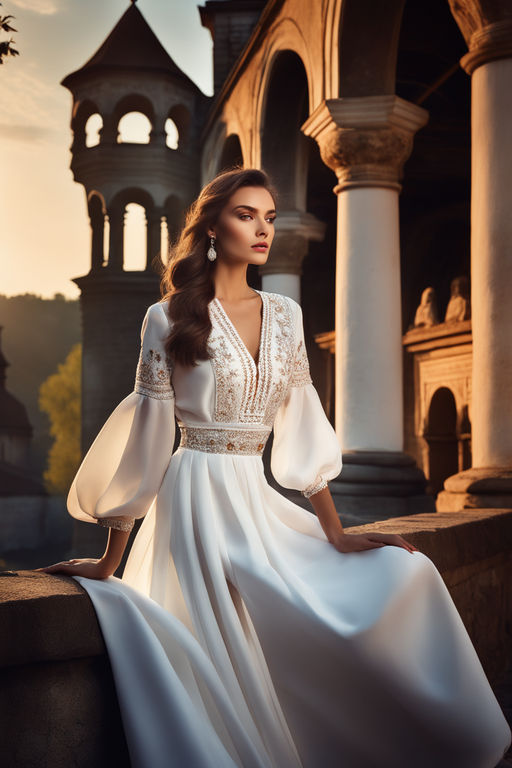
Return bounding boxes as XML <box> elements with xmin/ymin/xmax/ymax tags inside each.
<box><xmin>62</xmin><ymin>0</ymin><xmax>512</xmax><ymax>521</ymax></box>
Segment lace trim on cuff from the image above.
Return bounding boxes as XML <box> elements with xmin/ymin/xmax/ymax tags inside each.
<box><xmin>301</xmin><ymin>475</ymin><xmax>328</xmax><ymax>499</ymax></box>
<box><xmin>134</xmin><ymin>347</ymin><xmax>175</xmax><ymax>401</ymax></box>
<box><xmin>97</xmin><ymin>517</ymin><xmax>135</xmax><ymax>532</ymax></box>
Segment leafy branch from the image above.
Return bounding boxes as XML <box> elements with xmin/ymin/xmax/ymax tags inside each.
<box><xmin>0</xmin><ymin>3</ymin><xmax>19</xmax><ymax>64</ymax></box>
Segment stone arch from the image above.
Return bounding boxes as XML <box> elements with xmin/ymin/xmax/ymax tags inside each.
<box><xmin>218</xmin><ymin>134</ymin><xmax>244</xmax><ymax>173</ymax></box>
<box><xmin>256</xmin><ymin>18</ymin><xmax>315</xmax><ymax>119</ymax></box>
<box><xmin>71</xmin><ymin>99</ymin><xmax>101</xmax><ymax>149</ymax></box>
<box><xmin>113</xmin><ymin>93</ymin><xmax>155</xmax><ymax>126</ymax></box>
<box><xmin>84</xmin><ymin>113</ymin><xmax>103</xmax><ymax>147</ymax></box>
<box><xmin>117</xmin><ymin>112</ymin><xmax>152</xmax><ymax>144</ymax></box>
<box><xmin>106</xmin><ymin>188</ymin><xmax>157</xmax><ymax>271</ymax></box>
<box><xmin>167</xmin><ymin>104</ymin><xmax>191</xmax><ymax>149</ymax></box>
<box><xmin>260</xmin><ymin>50</ymin><xmax>310</xmax><ymax>210</ymax></box>
<box><xmin>425</xmin><ymin>386</ymin><xmax>459</xmax><ymax>496</ymax></box>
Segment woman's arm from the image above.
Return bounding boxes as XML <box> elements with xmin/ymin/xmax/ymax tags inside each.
<box><xmin>35</xmin><ymin>525</ymin><xmax>132</xmax><ymax>579</ymax></box>
<box><xmin>308</xmin><ymin>486</ymin><xmax>418</xmax><ymax>554</ymax></box>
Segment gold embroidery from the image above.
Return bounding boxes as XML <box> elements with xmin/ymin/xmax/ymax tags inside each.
<box><xmin>291</xmin><ymin>337</ymin><xmax>313</xmax><ymax>387</ymax></box>
<box><xmin>97</xmin><ymin>516</ymin><xmax>135</xmax><ymax>532</ymax></box>
<box><xmin>302</xmin><ymin>475</ymin><xmax>328</xmax><ymax>498</ymax></box>
<box><xmin>134</xmin><ymin>346</ymin><xmax>175</xmax><ymax>400</ymax></box>
<box><xmin>178</xmin><ymin>423</ymin><xmax>271</xmax><ymax>455</ymax></box>
<box><xmin>262</xmin><ymin>294</ymin><xmax>295</xmax><ymax>425</ymax></box>
<box><xmin>207</xmin><ymin>291</ymin><xmax>297</xmax><ymax>428</ymax></box>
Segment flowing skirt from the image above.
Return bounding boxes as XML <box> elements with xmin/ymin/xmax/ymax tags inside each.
<box><xmin>72</xmin><ymin>446</ymin><xmax>511</xmax><ymax>768</ymax></box>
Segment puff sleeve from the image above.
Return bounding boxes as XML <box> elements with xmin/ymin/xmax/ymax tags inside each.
<box><xmin>67</xmin><ymin>302</ymin><xmax>176</xmax><ymax>533</ymax></box>
<box><xmin>270</xmin><ymin>298</ymin><xmax>342</xmax><ymax>499</ymax></box>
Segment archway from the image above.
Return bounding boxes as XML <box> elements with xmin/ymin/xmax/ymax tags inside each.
<box><xmin>426</xmin><ymin>387</ymin><xmax>459</xmax><ymax>496</ymax></box>
<box><xmin>85</xmin><ymin>113</ymin><xmax>102</xmax><ymax>147</ymax></box>
<box><xmin>118</xmin><ymin>112</ymin><xmax>152</xmax><ymax>144</ymax></box>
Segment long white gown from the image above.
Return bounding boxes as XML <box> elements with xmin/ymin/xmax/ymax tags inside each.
<box><xmin>68</xmin><ymin>290</ymin><xmax>511</xmax><ymax>768</ymax></box>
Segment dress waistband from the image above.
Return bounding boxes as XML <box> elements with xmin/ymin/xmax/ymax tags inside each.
<box><xmin>177</xmin><ymin>423</ymin><xmax>271</xmax><ymax>456</ymax></box>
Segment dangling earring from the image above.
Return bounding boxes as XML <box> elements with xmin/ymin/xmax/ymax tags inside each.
<box><xmin>207</xmin><ymin>235</ymin><xmax>217</xmax><ymax>261</ymax></box>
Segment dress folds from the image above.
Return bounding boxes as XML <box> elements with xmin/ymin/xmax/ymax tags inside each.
<box><xmin>68</xmin><ymin>290</ymin><xmax>510</xmax><ymax>768</ymax></box>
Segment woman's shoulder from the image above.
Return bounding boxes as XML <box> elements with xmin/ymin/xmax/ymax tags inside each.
<box><xmin>262</xmin><ymin>290</ymin><xmax>301</xmax><ymax>321</ymax></box>
<box><xmin>146</xmin><ymin>299</ymin><xmax>172</xmax><ymax>327</ymax></box>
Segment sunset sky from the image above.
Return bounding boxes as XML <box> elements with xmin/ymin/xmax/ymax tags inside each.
<box><xmin>0</xmin><ymin>0</ymin><xmax>213</xmax><ymax>299</ymax></box>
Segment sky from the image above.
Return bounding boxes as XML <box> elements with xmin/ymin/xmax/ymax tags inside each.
<box><xmin>0</xmin><ymin>0</ymin><xmax>213</xmax><ymax>299</ymax></box>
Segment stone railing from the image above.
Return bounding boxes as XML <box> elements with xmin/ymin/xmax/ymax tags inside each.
<box><xmin>1</xmin><ymin>508</ymin><xmax>511</xmax><ymax>766</ymax></box>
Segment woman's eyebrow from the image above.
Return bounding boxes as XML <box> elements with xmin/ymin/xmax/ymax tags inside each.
<box><xmin>231</xmin><ymin>205</ymin><xmax>277</xmax><ymax>215</ymax></box>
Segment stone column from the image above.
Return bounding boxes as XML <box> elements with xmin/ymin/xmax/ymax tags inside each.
<box><xmin>145</xmin><ymin>209</ymin><xmax>162</xmax><ymax>272</ymax></box>
<box><xmin>107</xmin><ymin>207</ymin><xmax>125</xmax><ymax>271</ymax></box>
<box><xmin>438</xmin><ymin>15</ymin><xmax>512</xmax><ymax>511</ymax></box>
<box><xmin>302</xmin><ymin>95</ymin><xmax>433</xmax><ymax>520</ymax></box>
<box><xmin>90</xmin><ymin>212</ymin><xmax>104</xmax><ymax>271</ymax></box>
<box><xmin>260</xmin><ymin>210</ymin><xmax>325</xmax><ymax>303</ymax></box>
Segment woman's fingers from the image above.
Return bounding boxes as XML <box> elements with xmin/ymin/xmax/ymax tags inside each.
<box><xmin>35</xmin><ymin>560</ymin><xmax>74</xmax><ymax>573</ymax></box>
<box><xmin>367</xmin><ymin>534</ymin><xmax>419</xmax><ymax>553</ymax></box>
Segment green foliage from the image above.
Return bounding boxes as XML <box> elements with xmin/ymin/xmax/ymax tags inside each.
<box><xmin>39</xmin><ymin>343</ymin><xmax>82</xmax><ymax>495</ymax></box>
<box><xmin>0</xmin><ymin>3</ymin><xmax>19</xmax><ymax>64</ymax></box>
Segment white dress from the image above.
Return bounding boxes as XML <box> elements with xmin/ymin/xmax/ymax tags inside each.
<box><xmin>68</xmin><ymin>290</ymin><xmax>511</xmax><ymax>768</ymax></box>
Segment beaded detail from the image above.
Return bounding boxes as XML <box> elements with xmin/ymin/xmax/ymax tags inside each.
<box><xmin>291</xmin><ymin>338</ymin><xmax>313</xmax><ymax>387</ymax></box>
<box><xmin>207</xmin><ymin>291</ymin><xmax>296</xmax><ymax>428</ymax></box>
<box><xmin>134</xmin><ymin>347</ymin><xmax>175</xmax><ymax>400</ymax></box>
<box><xmin>97</xmin><ymin>516</ymin><xmax>135</xmax><ymax>532</ymax></box>
<box><xmin>302</xmin><ymin>475</ymin><xmax>328</xmax><ymax>499</ymax></box>
<box><xmin>178</xmin><ymin>423</ymin><xmax>271</xmax><ymax>455</ymax></box>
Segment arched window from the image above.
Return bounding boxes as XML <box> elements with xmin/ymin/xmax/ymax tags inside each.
<box><xmin>123</xmin><ymin>203</ymin><xmax>146</xmax><ymax>270</ymax></box>
<box><xmin>117</xmin><ymin>112</ymin><xmax>152</xmax><ymax>144</ymax></box>
<box><xmin>85</xmin><ymin>113</ymin><xmax>102</xmax><ymax>147</ymax></box>
<box><xmin>165</xmin><ymin>117</ymin><xmax>179</xmax><ymax>150</ymax></box>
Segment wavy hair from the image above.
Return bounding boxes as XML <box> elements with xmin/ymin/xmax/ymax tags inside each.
<box><xmin>159</xmin><ymin>166</ymin><xmax>278</xmax><ymax>368</ymax></box>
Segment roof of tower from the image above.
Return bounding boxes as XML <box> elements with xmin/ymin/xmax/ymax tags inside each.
<box><xmin>62</xmin><ymin>3</ymin><xmax>200</xmax><ymax>92</ymax></box>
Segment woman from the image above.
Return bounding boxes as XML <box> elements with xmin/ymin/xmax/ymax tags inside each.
<box><xmin>37</xmin><ymin>168</ymin><xmax>511</xmax><ymax>768</ymax></box>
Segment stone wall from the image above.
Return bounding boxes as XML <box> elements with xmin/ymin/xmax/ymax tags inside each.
<box><xmin>0</xmin><ymin>508</ymin><xmax>510</xmax><ymax>766</ymax></box>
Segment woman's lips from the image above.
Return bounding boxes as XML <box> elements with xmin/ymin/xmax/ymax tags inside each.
<box><xmin>251</xmin><ymin>245</ymin><xmax>268</xmax><ymax>251</ymax></box>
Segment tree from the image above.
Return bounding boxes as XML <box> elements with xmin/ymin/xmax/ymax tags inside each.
<box><xmin>39</xmin><ymin>343</ymin><xmax>81</xmax><ymax>495</ymax></box>
<box><xmin>0</xmin><ymin>3</ymin><xmax>19</xmax><ymax>64</ymax></box>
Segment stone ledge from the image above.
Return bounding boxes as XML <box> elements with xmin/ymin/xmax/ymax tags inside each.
<box><xmin>0</xmin><ymin>570</ymin><xmax>105</xmax><ymax>668</ymax></box>
<box><xmin>347</xmin><ymin>508</ymin><xmax>512</xmax><ymax>572</ymax></box>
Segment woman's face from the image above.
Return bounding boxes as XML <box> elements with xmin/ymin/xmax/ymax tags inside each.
<box><xmin>208</xmin><ymin>186</ymin><xmax>276</xmax><ymax>265</ymax></box>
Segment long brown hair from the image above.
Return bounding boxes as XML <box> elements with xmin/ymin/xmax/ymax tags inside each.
<box><xmin>159</xmin><ymin>167</ymin><xmax>278</xmax><ymax>368</ymax></box>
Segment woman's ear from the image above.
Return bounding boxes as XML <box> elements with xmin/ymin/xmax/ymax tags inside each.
<box><xmin>207</xmin><ymin>228</ymin><xmax>215</xmax><ymax>239</ymax></box>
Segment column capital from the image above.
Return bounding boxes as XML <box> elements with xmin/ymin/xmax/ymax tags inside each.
<box><xmin>301</xmin><ymin>96</ymin><xmax>429</xmax><ymax>193</ymax></box>
<box><xmin>459</xmin><ymin>19</ymin><xmax>512</xmax><ymax>75</ymax></box>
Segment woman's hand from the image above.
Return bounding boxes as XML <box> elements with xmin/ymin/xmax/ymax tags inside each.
<box><xmin>34</xmin><ymin>557</ymin><xmax>114</xmax><ymax>579</ymax></box>
<box><xmin>330</xmin><ymin>531</ymin><xmax>419</xmax><ymax>555</ymax></box>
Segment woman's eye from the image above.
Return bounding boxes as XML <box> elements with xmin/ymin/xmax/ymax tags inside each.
<box><xmin>266</xmin><ymin>217</ymin><xmax>276</xmax><ymax>224</ymax></box>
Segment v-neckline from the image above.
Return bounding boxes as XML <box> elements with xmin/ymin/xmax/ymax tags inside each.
<box><xmin>213</xmin><ymin>289</ymin><xmax>266</xmax><ymax>370</ymax></box>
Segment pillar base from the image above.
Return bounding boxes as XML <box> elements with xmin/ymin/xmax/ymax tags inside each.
<box><xmin>329</xmin><ymin>450</ymin><xmax>435</xmax><ymax>522</ymax></box>
<box><xmin>437</xmin><ymin>468</ymin><xmax>512</xmax><ymax>512</ymax></box>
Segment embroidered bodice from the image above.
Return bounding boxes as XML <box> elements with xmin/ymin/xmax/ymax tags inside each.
<box><xmin>67</xmin><ymin>290</ymin><xmax>342</xmax><ymax>533</ymax></box>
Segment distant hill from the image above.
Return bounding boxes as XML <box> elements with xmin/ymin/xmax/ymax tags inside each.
<box><xmin>0</xmin><ymin>294</ymin><xmax>81</xmax><ymax>479</ymax></box>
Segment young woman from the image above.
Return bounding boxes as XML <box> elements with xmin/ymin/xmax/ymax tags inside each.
<box><xmin>37</xmin><ymin>168</ymin><xmax>510</xmax><ymax>768</ymax></box>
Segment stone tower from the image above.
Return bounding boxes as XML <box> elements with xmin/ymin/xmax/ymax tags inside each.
<box><xmin>61</xmin><ymin>0</ymin><xmax>208</xmax><ymax>454</ymax></box>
